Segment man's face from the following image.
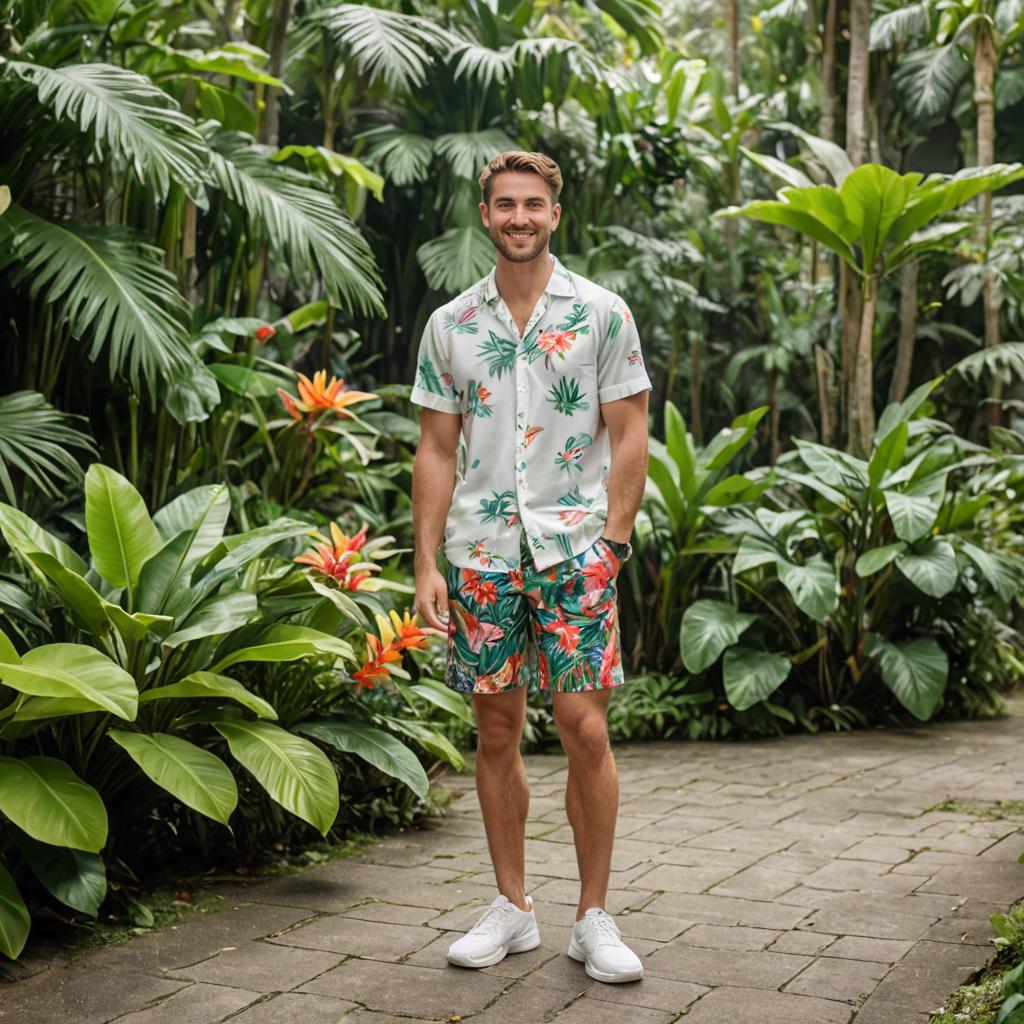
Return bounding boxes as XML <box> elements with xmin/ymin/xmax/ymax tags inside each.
<box><xmin>480</xmin><ymin>172</ymin><xmax>561</xmax><ymax>264</ymax></box>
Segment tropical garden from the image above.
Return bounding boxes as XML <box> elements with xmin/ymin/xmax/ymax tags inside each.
<box><xmin>0</xmin><ymin>0</ymin><xmax>1022</xmax><ymax>970</ymax></box>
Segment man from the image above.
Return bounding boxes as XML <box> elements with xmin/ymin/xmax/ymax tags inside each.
<box><xmin>410</xmin><ymin>151</ymin><xmax>652</xmax><ymax>984</ymax></box>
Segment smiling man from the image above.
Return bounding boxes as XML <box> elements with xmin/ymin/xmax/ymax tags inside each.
<box><xmin>410</xmin><ymin>151</ymin><xmax>652</xmax><ymax>984</ymax></box>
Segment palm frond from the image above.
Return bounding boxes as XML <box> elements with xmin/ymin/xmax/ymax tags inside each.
<box><xmin>602</xmin><ymin>225</ymin><xmax>704</xmax><ymax>266</ymax></box>
<box><xmin>434</xmin><ymin>129</ymin><xmax>517</xmax><ymax>180</ymax></box>
<box><xmin>0</xmin><ymin>391</ymin><xmax>96</xmax><ymax>505</ymax></box>
<box><xmin>357</xmin><ymin>125</ymin><xmax>435</xmax><ymax>186</ymax></box>
<box><xmin>207</xmin><ymin>130</ymin><xmax>385</xmax><ymax>316</ymax></box>
<box><xmin>4</xmin><ymin>59</ymin><xmax>208</xmax><ymax>202</ymax></box>
<box><xmin>417</xmin><ymin>227</ymin><xmax>494</xmax><ymax>294</ymax></box>
<box><xmin>757</xmin><ymin>0</ymin><xmax>806</xmax><ymax>22</ymax></box>
<box><xmin>892</xmin><ymin>44</ymin><xmax>970</xmax><ymax>119</ymax></box>
<box><xmin>309</xmin><ymin>4</ymin><xmax>458</xmax><ymax>92</ymax></box>
<box><xmin>450</xmin><ymin>42</ymin><xmax>519</xmax><ymax>89</ymax></box>
<box><xmin>870</xmin><ymin>2</ymin><xmax>932</xmax><ymax>50</ymax></box>
<box><xmin>0</xmin><ymin>207</ymin><xmax>194</xmax><ymax>395</ymax></box>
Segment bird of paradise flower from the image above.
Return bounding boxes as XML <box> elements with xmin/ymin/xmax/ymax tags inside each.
<box><xmin>465</xmin><ymin>379</ymin><xmax>494</xmax><ymax>418</ymax></box>
<box><xmin>555</xmin><ymin>433</ymin><xmax>593</xmax><ymax>475</ymax></box>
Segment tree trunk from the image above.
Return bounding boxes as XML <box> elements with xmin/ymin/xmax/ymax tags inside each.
<box><xmin>768</xmin><ymin>366</ymin><xmax>781</xmax><ymax>464</ymax></box>
<box><xmin>889</xmin><ymin>261</ymin><xmax>919</xmax><ymax>404</ymax></box>
<box><xmin>839</xmin><ymin>260</ymin><xmax>862</xmax><ymax>445</ymax></box>
<box><xmin>820</xmin><ymin>0</ymin><xmax>838</xmax><ymax>141</ymax></box>
<box><xmin>260</xmin><ymin>0</ymin><xmax>293</xmax><ymax>147</ymax></box>
<box><xmin>846</xmin><ymin>0</ymin><xmax>870</xmax><ymax>166</ymax></box>
<box><xmin>815</xmin><ymin>344</ymin><xmax>834</xmax><ymax>446</ymax></box>
<box><xmin>974</xmin><ymin>20</ymin><xmax>1000</xmax><ymax>424</ymax></box>
<box><xmin>849</xmin><ymin>275</ymin><xmax>877</xmax><ymax>456</ymax></box>
<box><xmin>690</xmin><ymin>336</ymin><xmax>703</xmax><ymax>445</ymax></box>
<box><xmin>727</xmin><ymin>0</ymin><xmax>740</xmax><ymax>99</ymax></box>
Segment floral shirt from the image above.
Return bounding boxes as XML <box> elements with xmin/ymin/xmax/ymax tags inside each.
<box><xmin>410</xmin><ymin>254</ymin><xmax>653</xmax><ymax>572</ymax></box>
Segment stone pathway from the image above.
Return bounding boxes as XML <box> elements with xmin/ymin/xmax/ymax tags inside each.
<box><xmin>4</xmin><ymin>703</ymin><xmax>1023</xmax><ymax>1024</ymax></box>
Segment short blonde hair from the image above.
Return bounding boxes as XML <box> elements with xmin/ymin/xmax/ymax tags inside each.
<box><xmin>479</xmin><ymin>151</ymin><xmax>563</xmax><ymax>206</ymax></box>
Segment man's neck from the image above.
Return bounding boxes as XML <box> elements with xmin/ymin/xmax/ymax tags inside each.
<box><xmin>495</xmin><ymin>250</ymin><xmax>554</xmax><ymax>306</ymax></box>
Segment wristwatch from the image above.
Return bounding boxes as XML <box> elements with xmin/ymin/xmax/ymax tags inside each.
<box><xmin>601</xmin><ymin>536</ymin><xmax>633</xmax><ymax>562</ymax></box>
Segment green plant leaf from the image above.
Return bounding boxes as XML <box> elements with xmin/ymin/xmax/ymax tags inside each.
<box><xmin>722</xmin><ymin>646</ymin><xmax>791</xmax><ymax>711</ymax></box>
<box><xmin>109</xmin><ymin>730</ymin><xmax>237</xmax><ymax>826</ymax></box>
<box><xmin>13</xmin><ymin>834</ymin><xmax>106</xmax><ymax>917</ymax></box>
<box><xmin>0</xmin><ymin>862</ymin><xmax>30</xmax><ymax>959</ymax></box>
<box><xmin>776</xmin><ymin>556</ymin><xmax>840</xmax><ymax>622</ymax></box>
<box><xmin>700</xmin><ymin>407</ymin><xmax>768</xmax><ymax>471</ymax></box>
<box><xmin>139</xmin><ymin>671</ymin><xmax>276</xmax><ymax>719</ymax></box>
<box><xmin>884</xmin><ymin>477</ymin><xmax>945</xmax><ymax>543</ymax></box>
<box><xmin>161</xmin><ymin>592</ymin><xmax>258</xmax><ymax>648</ymax></box>
<box><xmin>865</xmin><ymin>633</ymin><xmax>947</xmax><ymax>720</ymax></box>
<box><xmin>0</xmin><ymin>755</ymin><xmax>108</xmax><ymax>851</ymax></box>
<box><xmin>960</xmin><ymin>542</ymin><xmax>1018</xmax><ymax>603</ymax></box>
<box><xmin>680</xmin><ymin>600</ymin><xmax>757</xmax><ymax>673</ymax></box>
<box><xmin>213</xmin><ymin>720</ymin><xmax>338</xmax><ymax>835</ymax></box>
<box><xmin>85</xmin><ymin>464</ymin><xmax>162</xmax><ymax>596</ymax></box>
<box><xmin>0</xmin><ymin>644</ymin><xmax>137</xmax><ymax>720</ymax></box>
<box><xmin>0</xmin><ymin>502</ymin><xmax>87</xmax><ymax>576</ymax></box>
<box><xmin>294</xmin><ymin>719</ymin><xmax>429</xmax><ymax>799</ymax></box>
<box><xmin>208</xmin><ymin>625</ymin><xmax>353</xmax><ymax>673</ymax></box>
<box><xmin>868</xmin><ymin>421</ymin><xmax>908</xmax><ymax>487</ymax></box>
<box><xmin>417</xmin><ymin>227</ymin><xmax>496</xmax><ymax>294</ymax></box>
<box><xmin>855</xmin><ymin>542</ymin><xmax>907</xmax><ymax>577</ymax></box>
<box><xmin>732</xmin><ymin>534</ymin><xmax>778</xmax><ymax>575</ymax></box>
<box><xmin>406</xmin><ymin>680</ymin><xmax>474</xmax><ymax>724</ymax></box>
<box><xmin>895</xmin><ymin>539</ymin><xmax>958</xmax><ymax>598</ymax></box>
<box><xmin>152</xmin><ymin>484</ymin><xmax>230</xmax><ymax>555</ymax></box>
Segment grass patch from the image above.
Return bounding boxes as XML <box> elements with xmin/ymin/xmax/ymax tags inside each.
<box><xmin>927</xmin><ymin>799</ymin><xmax>1024</xmax><ymax>820</ymax></box>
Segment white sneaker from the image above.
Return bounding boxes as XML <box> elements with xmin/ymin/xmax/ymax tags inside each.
<box><xmin>567</xmin><ymin>907</ymin><xmax>643</xmax><ymax>983</ymax></box>
<box><xmin>446</xmin><ymin>893</ymin><xmax>541</xmax><ymax>968</ymax></box>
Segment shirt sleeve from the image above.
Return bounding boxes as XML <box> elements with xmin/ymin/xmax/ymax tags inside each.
<box><xmin>597</xmin><ymin>296</ymin><xmax>654</xmax><ymax>404</ymax></box>
<box><xmin>410</xmin><ymin>310</ymin><xmax>462</xmax><ymax>414</ymax></box>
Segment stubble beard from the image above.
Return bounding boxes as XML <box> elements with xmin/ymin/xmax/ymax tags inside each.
<box><xmin>488</xmin><ymin>223</ymin><xmax>551</xmax><ymax>264</ymax></box>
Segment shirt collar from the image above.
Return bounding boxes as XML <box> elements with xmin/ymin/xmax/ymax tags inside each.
<box><xmin>481</xmin><ymin>253</ymin><xmax>576</xmax><ymax>305</ymax></box>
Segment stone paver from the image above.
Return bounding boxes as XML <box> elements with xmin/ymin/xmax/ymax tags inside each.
<box><xmin>2</xmin><ymin>700</ymin><xmax>1021</xmax><ymax>1023</ymax></box>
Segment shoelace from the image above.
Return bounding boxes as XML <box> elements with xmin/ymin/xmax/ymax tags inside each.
<box><xmin>584</xmin><ymin>910</ymin><xmax>622</xmax><ymax>947</ymax></box>
<box><xmin>469</xmin><ymin>902</ymin><xmax>517</xmax><ymax>938</ymax></box>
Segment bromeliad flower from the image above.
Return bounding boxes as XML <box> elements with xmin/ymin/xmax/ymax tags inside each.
<box><xmin>352</xmin><ymin>609</ymin><xmax>437</xmax><ymax>688</ymax></box>
<box><xmin>278</xmin><ymin>370</ymin><xmax>376</xmax><ymax>422</ymax></box>
<box><xmin>295</xmin><ymin>523</ymin><xmax>372</xmax><ymax>589</ymax></box>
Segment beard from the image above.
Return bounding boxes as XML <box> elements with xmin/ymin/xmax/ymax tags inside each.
<box><xmin>487</xmin><ymin>222</ymin><xmax>551</xmax><ymax>264</ymax></box>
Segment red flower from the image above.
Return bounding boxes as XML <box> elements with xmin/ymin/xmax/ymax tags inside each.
<box><xmin>537</xmin><ymin>330</ymin><xmax>576</xmax><ymax>356</ymax></box>
<box><xmin>256</xmin><ymin>325</ymin><xmax>276</xmax><ymax>342</ymax></box>
<box><xmin>461</xmin><ymin>568</ymin><xmax>498</xmax><ymax>606</ymax></box>
<box><xmin>295</xmin><ymin>523</ymin><xmax>371</xmax><ymax>589</ymax></box>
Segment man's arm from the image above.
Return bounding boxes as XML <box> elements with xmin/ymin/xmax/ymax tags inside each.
<box><xmin>600</xmin><ymin>391</ymin><xmax>650</xmax><ymax>544</ymax></box>
<box><xmin>412</xmin><ymin>408</ymin><xmax>462</xmax><ymax>631</ymax></box>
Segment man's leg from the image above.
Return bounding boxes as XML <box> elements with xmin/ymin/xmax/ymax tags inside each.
<box><xmin>472</xmin><ymin>685</ymin><xmax>530</xmax><ymax>912</ymax></box>
<box><xmin>550</xmin><ymin>690</ymin><xmax>618</xmax><ymax>921</ymax></box>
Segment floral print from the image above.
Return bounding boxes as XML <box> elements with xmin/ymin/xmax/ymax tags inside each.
<box><xmin>444</xmin><ymin>535</ymin><xmax>627</xmax><ymax>694</ymax></box>
<box><xmin>410</xmin><ymin>254</ymin><xmax>652</xmax><ymax>572</ymax></box>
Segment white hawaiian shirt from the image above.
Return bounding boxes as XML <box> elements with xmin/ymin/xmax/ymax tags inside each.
<box><xmin>410</xmin><ymin>253</ymin><xmax>653</xmax><ymax>572</ymax></box>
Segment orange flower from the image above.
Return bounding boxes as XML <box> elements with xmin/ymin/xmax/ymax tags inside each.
<box><xmin>460</xmin><ymin>568</ymin><xmax>498</xmax><ymax>606</ymax></box>
<box><xmin>351</xmin><ymin>610</ymin><xmax>436</xmax><ymax>689</ymax></box>
<box><xmin>476</xmin><ymin>383</ymin><xmax>492</xmax><ymax>403</ymax></box>
<box><xmin>537</xmin><ymin>330</ymin><xmax>575</xmax><ymax>356</ymax></box>
<box><xmin>295</xmin><ymin>523</ymin><xmax>371</xmax><ymax>589</ymax></box>
<box><xmin>388</xmin><ymin>609</ymin><xmax>432</xmax><ymax>652</ymax></box>
<box><xmin>256</xmin><ymin>325</ymin><xmax>276</xmax><ymax>342</ymax></box>
<box><xmin>278</xmin><ymin>370</ymin><xmax>376</xmax><ymax>422</ymax></box>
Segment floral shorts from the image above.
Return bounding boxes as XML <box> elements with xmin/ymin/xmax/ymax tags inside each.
<box><xmin>444</xmin><ymin>534</ymin><xmax>631</xmax><ymax>696</ymax></box>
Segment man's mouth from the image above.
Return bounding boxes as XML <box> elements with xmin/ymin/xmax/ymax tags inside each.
<box><xmin>506</xmin><ymin>231</ymin><xmax>535</xmax><ymax>240</ymax></box>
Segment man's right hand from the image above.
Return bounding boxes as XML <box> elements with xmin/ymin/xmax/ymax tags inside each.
<box><xmin>414</xmin><ymin>567</ymin><xmax>451</xmax><ymax>634</ymax></box>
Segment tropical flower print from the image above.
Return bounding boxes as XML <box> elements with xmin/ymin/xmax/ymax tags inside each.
<box><xmin>478</xmin><ymin>331</ymin><xmax>517</xmax><ymax>378</ymax></box>
<box><xmin>558</xmin><ymin>508</ymin><xmax>589</xmax><ymax>527</ymax></box>
<box><xmin>467</xmin><ymin>539</ymin><xmax>499</xmax><ymax>567</ymax></box>
<box><xmin>445</xmin><ymin>303</ymin><xmax>479</xmax><ymax>334</ymax></box>
<box><xmin>627</xmin><ymin>348</ymin><xmax>644</xmax><ymax>366</ymax></box>
<box><xmin>537</xmin><ymin>329</ymin><xmax>575</xmax><ymax>357</ymax></box>
<box><xmin>460</xmin><ymin>567</ymin><xmax>499</xmax><ymax>606</ymax></box>
<box><xmin>524</xmin><ymin>425</ymin><xmax>544</xmax><ymax>446</ymax></box>
<box><xmin>443</xmin><ymin>537</ymin><xmax>624</xmax><ymax>694</ymax></box>
<box><xmin>546</xmin><ymin>376</ymin><xmax>590</xmax><ymax>415</ymax></box>
<box><xmin>476</xmin><ymin>489</ymin><xmax>519</xmax><ymax>526</ymax></box>
<box><xmin>465</xmin><ymin>379</ymin><xmax>494</xmax><ymax>418</ymax></box>
<box><xmin>555</xmin><ymin>433</ymin><xmax>594</xmax><ymax>475</ymax></box>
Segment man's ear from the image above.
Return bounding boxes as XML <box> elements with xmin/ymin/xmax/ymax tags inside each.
<box><xmin>479</xmin><ymin>200</ymin><xmax>490</xmax><ymax>227</ymax></box>
<box><xmin>551</xmin><ymin>202</ymin><xmax>561</xmax><ymax>231</ymax></box>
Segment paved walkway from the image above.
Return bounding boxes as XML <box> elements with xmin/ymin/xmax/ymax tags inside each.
<box><xmin>4</xmin><ymin>703</ymin><xmax>1023</xmax><ymax>1024</ymax></box>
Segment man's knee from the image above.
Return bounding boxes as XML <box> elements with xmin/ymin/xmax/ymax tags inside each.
<box><xmin>557</xmin><ymin>706</ymin><xmax>610</xmax><ymax>765</ymax></box>
<box><xmin>474</xmin><ymin>696</ymin><xmax>525</xmax><ymax>756</ymax></box>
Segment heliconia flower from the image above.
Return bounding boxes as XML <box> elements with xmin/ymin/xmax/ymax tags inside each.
<box><xmin>387</xmin><ymin>609</ymin><xmax>431</xmax><ymax>651</ymax></box>
<box><xmin>256</xmin><ymin>325</ymin><xmax>276</xmax><ymax>342</ymax></box>
<box><xmin>537</xmin><ymin>330</ymin><xmax>576</xmax><ymax>356</ymax></box>
<box><xmin>295</xmin><ymin>523</ymin><xmax>371</xmax><ymax>589</ymax></box>
<box><xmin>351</xmin><ymin>609</ymin><xmax>435</xmax><ymax>689</ymax></box>
<box><xmin>277</xmin><ymin>370</ymin><xmax>376</xmax><ymax>422</ymax></box>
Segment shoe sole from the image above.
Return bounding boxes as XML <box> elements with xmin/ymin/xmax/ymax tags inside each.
<box><xmin>447</xmin><ymin>926</ymin><xmax>541</xmax><ymax>968</ymax></box>
<box><xmin>567</xmin><ymin>939</ymin><xmax>644</xmax><ymax>983</ymax></box>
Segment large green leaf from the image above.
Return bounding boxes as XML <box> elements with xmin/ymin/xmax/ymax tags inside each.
<box><xmin>161</xmin><ymin>592</ymin><xmax>257</xmax><ymax>648</ymax></box>
<box><xmin>434</xmin><ymin>129</ymin><xmax>517</xmax><ymax>180</ymax></box>
<box><xmin>0</xmin><ymin>862</ymin><xmax>30</xmax><ymax>959</ymax></box>
<box><xmin>855</xmin><ymin>541</ymin><xmax>907</xmax><ymax>577</ymax></box>
<box><xmin>294</xmin><ymin>720</ymin><xmax>429</xmax><ymax>799</ymax></box>
<box><xmin>139</xmin><ymin>671</ymin><xmax>276</xmax><ymax>719</ymax></box>
<box><xmin>404</xmin><ymin>680</ymin><xmax>474</xmax><ymax>724</ymax></box>
<box><xmin>959</xmin><ymin>542</ymin><xmax>1018</xmax><ymax>603</ymax></box>
<box><xmin>895</xmin><ymin>539</ymin><xmax>958</xmax><ymax>598</ymax></box>
<box><xmin>357</xmin><ymin>125</ymin><xmax>434</xmax><ymax>186</ymax></box>
<box><xmin>85</xmin><ymin>464</ymin><xmax>163</xmax><ymax>595</ymax></box>
<box><xmin>0</xmin><ymin>643</ymin><xmax>137</xmax><ymax>720</ymax></box>
<box><xmin>207</xmin><ymin>130</ymin><xmax>384</xmax><ymax>317</ymax></box>
<box><xmin>209</xmin><ymin>625</ymin><xmax>353</xmax><ymax>673</ymax></box>
<box><xmin>0</xmin><ymin>755</ymin><xmax>107</xmax><ymax>851</ymax></box>
<box><xmin>722</xmin><ymin>646</ymin><xmax>791</xmax><ymax>711</ymax></box>
<box><xmin>109</xmin><ymin>731</ymin><xmax>237</xmax><ymax>826</ymax></box>
<box><xmin>417</xmin><ymin>228</ymin><xmax>496</xmax><ymax>294</ymax></box>
<box><xmin>884</xmin><ymin>476</ymin><xmax>945</xmax><ymax>542</ymax></box>
<box><xmin>5</xmin><ymin>60</ymin><xmax>208</xmax><ymax>201</ymax></box>
<box><xmin>776</xmin><ymin>555</ymin><xmax>840</xmax><ymax>623</ymax></box>
<box><xmin>0</xmin><ymin>502</ymin><xmax>87</xmax><ymax>576</ymax></box>
<box><xmin>213</xmin><ymin>720</ymin><xmax>338</xmax><ymax>835</ymax></box>
<box><xmin>663</xmin><ymin>402</ymin><xmax>697</xmax><ymax>499</ymax></box>
<box><xmin>152</xmin><ymin>484</ymin><xmax>230</xmax><ymax>555</ymax></box>
<box><xmin>0</xmin><ymin>209</ymin><xmax>194</xmax><ymax>396</ymax></box>
<box><xmin>732</xmin><ymin>534</ymin><xmax>779</xmax><ymax>575</ymax></box>
<box><xmin>24</xmin><ymin>551</ymin><xmax>110</xmax><ymax>636</ymax></box>
<box><xmin>700</xmin><ymin>407</ymin><xmax>769</xmax><ymax>471</ymax></box>
<box><xmin>840</xmin><ymin>164</ymin><xmax>920</xmax><ymax>271</ymax></box>
<box><xmin>680</xmin><ymin>600</ymin><xmax>757</xmax><ymax>673</ymax></box>
<box><xmin>376</xmin><ymin>713</ymin><xmax>465</xmax><ymax>771</ymax></box>
<box><xmin>865</xmin><ymin>633</ymin><xmax>947</xmax><ymax>720</ymax></box>
<box><xmin>14</xmin><ymin>834</ymin><xmax>106</xmax><ymax>916</ymax></box>
<box><xmin>868</xmin><ymin>421</ymin><xmax>909</xmax><ymax>487</ymax></box>
<box><xmin>0</xmin><ymin>391</ymin><xmax>95</xmax><ymax>506</ymax></box>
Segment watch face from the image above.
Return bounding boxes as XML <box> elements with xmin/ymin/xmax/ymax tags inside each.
<box><xmin>602</xmin><ymin>537</ymin><xmax>632</xmax><ymax>561</ymax></box>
